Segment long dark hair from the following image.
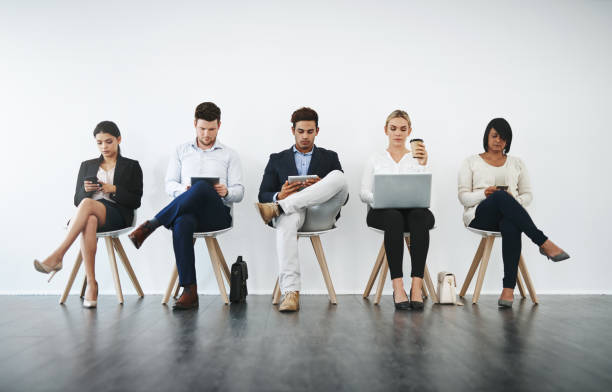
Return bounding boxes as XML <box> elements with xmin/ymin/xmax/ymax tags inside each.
<box><xmin>93</xmin><ymin>121</ymin><xmax>121</xmax><ymax>156</ymax></box>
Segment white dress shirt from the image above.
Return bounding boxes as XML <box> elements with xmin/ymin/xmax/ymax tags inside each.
<box><xmin>165</xmin><ymin>139</ymin><xmax>245</xmax><ymax>205</ymax></box>
<box><xmin>457</xmin><ymin>154</ymin><xmax>532</xmax><ymax>226</ymax></box>
<box><xmin>92</xmin><ymin>166</ymin><xmax>116</xmax><ymax>203</ymax></box>
<box><xmin>360</xmin><ymin>150</ymin><xmax>428</xmax><ymax>206</ymax></box>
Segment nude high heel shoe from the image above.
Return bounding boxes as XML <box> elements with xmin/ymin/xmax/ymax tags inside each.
<box><xmin>33</xmin><ymin>259</ymin><xmax>63</xmax><ymax>282</ymax></box>
<box><xmin>83</xmin><ymin>281</ymin><xmax>98</xmax><ymax>309</ymax></box>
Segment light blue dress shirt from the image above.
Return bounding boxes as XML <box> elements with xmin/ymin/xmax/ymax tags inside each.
<box><xmin>273</xmin><ymin>145</ymin><xmax>314</xmax><ymax>202</ymax></box>
<box><xmin>165</xmin><ymin>139</ymin><xmax>245</xmax><ymax>206</ymax></box>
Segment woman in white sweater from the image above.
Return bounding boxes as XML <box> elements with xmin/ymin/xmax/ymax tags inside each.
<box><xmin>458</xmin><ymin>118</ymin><xmax>569</xmax><ymax>307</ymax></box>
<box><xmin>360</xmin><ymin>110</ymin><xmax>434</xmax><ymax>310</ymax></box>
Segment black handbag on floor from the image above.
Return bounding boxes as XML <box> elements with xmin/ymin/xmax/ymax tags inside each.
<box><xmin>229</xmin><ymin>256</ymin><xmax>248</xmax><ymax>303</ymax></box>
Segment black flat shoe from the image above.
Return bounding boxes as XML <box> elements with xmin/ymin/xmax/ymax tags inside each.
<box><xmin>409</xmin><ymin>287</ymin><xmax>424</xmax><ymax>310</ymax></box>
<box><xmin>393</xmin><ymin>290</ymin><xmax>411</xmax><ymax>310</ymax></box>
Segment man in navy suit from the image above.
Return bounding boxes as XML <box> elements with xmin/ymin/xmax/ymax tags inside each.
<box><xmin>256</xmin><ymin>107</ymin><xmax>348</xmax><ymax>312</ymax></box>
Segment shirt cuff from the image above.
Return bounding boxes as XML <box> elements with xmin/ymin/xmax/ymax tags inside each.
<box><xmin>273</xmin><ymin>192</ymin><xmax>279</xmax><ymax>202</ymax></box>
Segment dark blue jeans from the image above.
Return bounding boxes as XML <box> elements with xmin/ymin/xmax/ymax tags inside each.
<box><xmin>155</xmin><ymin>181</ymin><xmax>232</xmax><ymax>286</ymax></box>
<box><xmin>469</xmin><ymin>191</ymin><xmax>547</xmax><ymax>288</ymax></box>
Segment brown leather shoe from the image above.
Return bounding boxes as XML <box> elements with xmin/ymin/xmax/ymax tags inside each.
<box><xmin>128</xmin><ymin>221</ymin><xmax>154</xmax><ymax>249</ymax></box>
<box><xmin>173</xmin><ymin>284</ymin><xmax>199</xmax><ymax>310</ymax></box>
<box><xmin>255</xmin><ymin>202</ymin><xmax>281</xmax><ymax>224</ymax></box>
<box><xmin>279</xmin><ymin>291</ymin><xmax>299</xmax><ymax>312</ymax></box>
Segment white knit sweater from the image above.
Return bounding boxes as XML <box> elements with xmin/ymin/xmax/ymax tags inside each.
<box><xmin>457</xmin><ymin>154</ymin><xmax>533</xmax><ymax>226</ymax></box>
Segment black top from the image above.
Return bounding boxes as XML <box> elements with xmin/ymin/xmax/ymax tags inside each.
<box><xmin>74</xmin><ymin>155</ymin><xmax>143</xmax><ymax>226</ymax></box>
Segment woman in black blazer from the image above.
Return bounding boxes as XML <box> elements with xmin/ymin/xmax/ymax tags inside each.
<box><xmin>34</xmin><ymin>121</ymin><xmax>143</xmax><ymax>308</ymax></box>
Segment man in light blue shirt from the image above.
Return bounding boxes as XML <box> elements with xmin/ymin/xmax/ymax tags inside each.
<box><xmin>129</xmin><ymin>102</ymin><xmax>244</xmax><ymax>309</ymax></box>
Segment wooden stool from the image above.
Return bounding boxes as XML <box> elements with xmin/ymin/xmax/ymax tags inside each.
<box><xmin>459</xmin><ymin>227</ymin><xmax>538</xmax><ymax>304</ymax></box>
<box><xmin>162</xmin><ymin>227</ymin><xmax>233</xmax><ymax>305</ymax></box>
<box><xmin>363</xmin><ymin>228</ymin><xmax>439</xmax><ymax>305</ymax></box>
<box><xmin>271</xmin><ymin>228</ymin><xmax>338</xmax><ymax>305</ymax></box>
<box><xmin>60</xmin><ymin>221</ymin><xmax>143</xmax><ymax>305</ymax></box>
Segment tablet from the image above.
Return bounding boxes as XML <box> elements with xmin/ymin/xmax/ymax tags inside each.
<box><xmin>191</xmin><ymin>177</ymin><xmax>220</xmax><ymax>186</ymax></box>
<box><xmin>288</xmin><ymin>175</ymin><xmax>319</xmax><ymax>183</ymax></box>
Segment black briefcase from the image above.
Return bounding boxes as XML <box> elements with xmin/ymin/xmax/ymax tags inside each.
<box><xmin>229</xmin><ymin>256</ymin><xmax>248</xmax><ymax>303</ymax></box>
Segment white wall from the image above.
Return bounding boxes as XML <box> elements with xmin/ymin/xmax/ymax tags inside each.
<box><xmin>1</xmin><ymin>1</ymin><xmax>610</xmax><ymax>295</ymax></box>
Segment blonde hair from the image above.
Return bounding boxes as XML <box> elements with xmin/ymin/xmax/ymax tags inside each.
<box><xmin>385</xmin><ymin>110</ymin><xmax>411</xmax><ymax>129</ymax></box>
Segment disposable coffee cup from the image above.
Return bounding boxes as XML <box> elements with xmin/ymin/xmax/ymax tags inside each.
<box><xmin>410</xmin><ymin>138</ymin><xmax>424</xmax><ymax>158</ymax></box>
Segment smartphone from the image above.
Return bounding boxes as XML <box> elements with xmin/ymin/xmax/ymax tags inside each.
<box><xmin>84</xmin><ymin>176</ymin><xmax>99</xmax><ymax>185</ymax></box>
<box><xmin>496</xmin><ymin>185</ymin><xmax>509</xmax><ymax>191</ymax></box>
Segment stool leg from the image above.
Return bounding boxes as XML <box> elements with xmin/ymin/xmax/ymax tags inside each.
<box><xmin>374</xmin><ymin>256</ymin><xmax>388</xmax><ymax>305</ymax></box>
<box><xmin>173</xmin><ymin>279</ymin><xmax>180</xmax><ymax>299</ymax></box>
<box><xmin>60</xmin><ymin>251</ymin><xmax>83</xmax><ymax>304</ymax></box>
<box><xmin>518</xmin><ymin>255</ymin><xmax>538</xmax><ymax>304</ymax></box>
<box><xmin>105</xmin><ymin>237</ymin><xmax>124</xmax><ymax>304</ymax></box>
<box><xmin>162</xmin><ymin>265</ymin><xmax>178</xmax><ymax>305</ymax></box>
<box><xmin>516</xmin><ymin>271</ymin><xmax>526</xmax><ymax>298</ymax></box>
<box><xmin>213</xmin><ymin>238</ymin><xmax>231</xmax><ymax>284</ymax></box>
<box><xmin>205</xmin><ymin>237</ymin><xmax>229</xmax><ymax>304</ymax></box>
<box><xmin>459</xmin><ymin>237</ymin><xmax>487</xmax><ymax>297</ymax></box>
<box><xmin>363</xmin><ymin>242</ymin><xmax>385</xmax><ymax>298</ymax></box>
<box><xmin>472</xmin><ymin>236</ymin><xmax>494</xmax><ymax>304</ymax></box>
<box><xmin>112</xmin><ymin>238</ymin><xmax>144</xmax><ymax>297</ymax></box>
<box><xmin>310</xmin><ymin>235</ymin><xmax>337</xmax><ymax>304</ymax></box>
<box><xmin>80</xmin><ymin>275</ymin><xmax>87</xmax><ymax>299</ymax></box>
<box><xmin>423</xmin><ymin>265</ymin><xmax>439</xmax><ymax>303</ymax></box>
<box><xmin>272</xmin><ymin>278</ymin><xmax>281</xmax><ymax>305</ymax></box>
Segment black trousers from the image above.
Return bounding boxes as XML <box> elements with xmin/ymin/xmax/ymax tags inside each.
<box><xmin>154</xmin><ymin>181</ymin><xmax>232</xmax><ymax>286</ymax></box>
<box><xmin>469</xmin><ymin>191</ymin><xmax>548</xmax><ymax>289</ymax></box>
<box><xmin>367</xmin><ymin>208</ymin><xmax>435</xmax><ymax>279</ymax></box>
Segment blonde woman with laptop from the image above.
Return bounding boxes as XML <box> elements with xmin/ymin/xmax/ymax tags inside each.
<box><xmin>360</xmin><ymin>110</ymin><xmax>434</xmax><ymax>311</ymax></box>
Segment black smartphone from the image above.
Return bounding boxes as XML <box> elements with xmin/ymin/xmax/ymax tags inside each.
<box><xmin>85</xmin><ymin>176</ymin><xmax>99</xmax><ymax>185</ymax></box>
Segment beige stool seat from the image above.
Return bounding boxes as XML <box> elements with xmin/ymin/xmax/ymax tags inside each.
<box><xmin>60</xmin><ymin>217</ymin><xmax>143</xmax><ymax>305</ymax></box>
<box><xmin>459</xmin><ymin>226</ymin><xmax>538</xmax><ymax>304</ymax></box>
<box><xmin>271</xmin><ymin>227</ymin><xmax>338</xmax><ymax>305</ymax></box>
<box><xmin>162</xmin><ymin>226</ymin><xmax>233</xmax><ymax>305</ymax></box>
<box><xmin>363</xmin><ymin>227</ymin><xmax>439</xmax><ymax>305</ymax></box>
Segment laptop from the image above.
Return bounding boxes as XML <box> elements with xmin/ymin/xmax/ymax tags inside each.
<box><xmin>372</xmin><ymin>173</ymin><xmax>432</xmax><ymax>209</ymax></box>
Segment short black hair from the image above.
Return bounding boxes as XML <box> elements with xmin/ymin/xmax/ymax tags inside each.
<box><xmin>291</xmin><ymin>107</ymin><xmax>318</xmax><ymax>128</ymax></box>
<box><xmin>195</xmin><ymin>102</ymin><xmax>221</xmax><ymax>123</ymax></box>
<box><xmin>483</xmin><ymin>118</ymin><xmax>512</xmax><ymax>154</ymax></box>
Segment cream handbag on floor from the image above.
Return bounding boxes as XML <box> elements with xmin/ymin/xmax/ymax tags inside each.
<box><xmin>437</xmin><ymin>271</ymin><xmax>457</xmax><ymax>304</ymax></box>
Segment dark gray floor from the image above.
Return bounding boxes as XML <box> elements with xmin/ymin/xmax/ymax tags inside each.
<box><xmin>0</xmin><ymin>295</ymin><xmax>611</xmax><ymax>392</ymax></box>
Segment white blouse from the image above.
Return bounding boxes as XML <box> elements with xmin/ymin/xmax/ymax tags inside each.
<box><xmin>360</xmin><ymin>150</ymin><xmax>428</xmax><ymax>206</ymax></box>
<box><xmin>92</xmin><ymin>166</ymin><xmax>116</xmax><ymax>203</ymax></box>
<box><xmin>457</xmin><ymin>154</ymin><xmax>532</xmax><ymax>226</ymax></box>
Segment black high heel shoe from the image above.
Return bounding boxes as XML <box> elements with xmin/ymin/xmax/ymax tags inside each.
<box><xmin>393</xmin><ymin>290</ymin><xmax>411</xmax><ymax>310</ymax></box>
<box><xmin>409</xmin><ymin>287</ymin><xmax>424</xmax><ymax>310</ymax></box>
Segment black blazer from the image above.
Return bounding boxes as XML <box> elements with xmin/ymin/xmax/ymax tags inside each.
<box><xmin>258</xmin><ymin>145</ymin><xmax>344</xmax><ymax>203</ymax></box>
<box><xmin>74</xmin><ymin>155</ymin><xmax>143</xmax><ymax>226</ymax></box>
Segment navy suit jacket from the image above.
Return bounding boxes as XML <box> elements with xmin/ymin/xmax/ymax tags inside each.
<box><xmin>258</xmin><ymin>145</ymin><xmax>343</xmax><ymax>203</ymax></box>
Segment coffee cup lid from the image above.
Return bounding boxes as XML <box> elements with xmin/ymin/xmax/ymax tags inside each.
<box><xmin>410</xmin><ymin>138</ymin><xmax>423</xmax><ymax>142</ymax></box>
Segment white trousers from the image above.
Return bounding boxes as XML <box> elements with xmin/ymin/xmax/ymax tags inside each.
<box><xmin>274</xmin><ymin>170</ymin><xmax>348</xmax><ymax>293</ymax></box>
